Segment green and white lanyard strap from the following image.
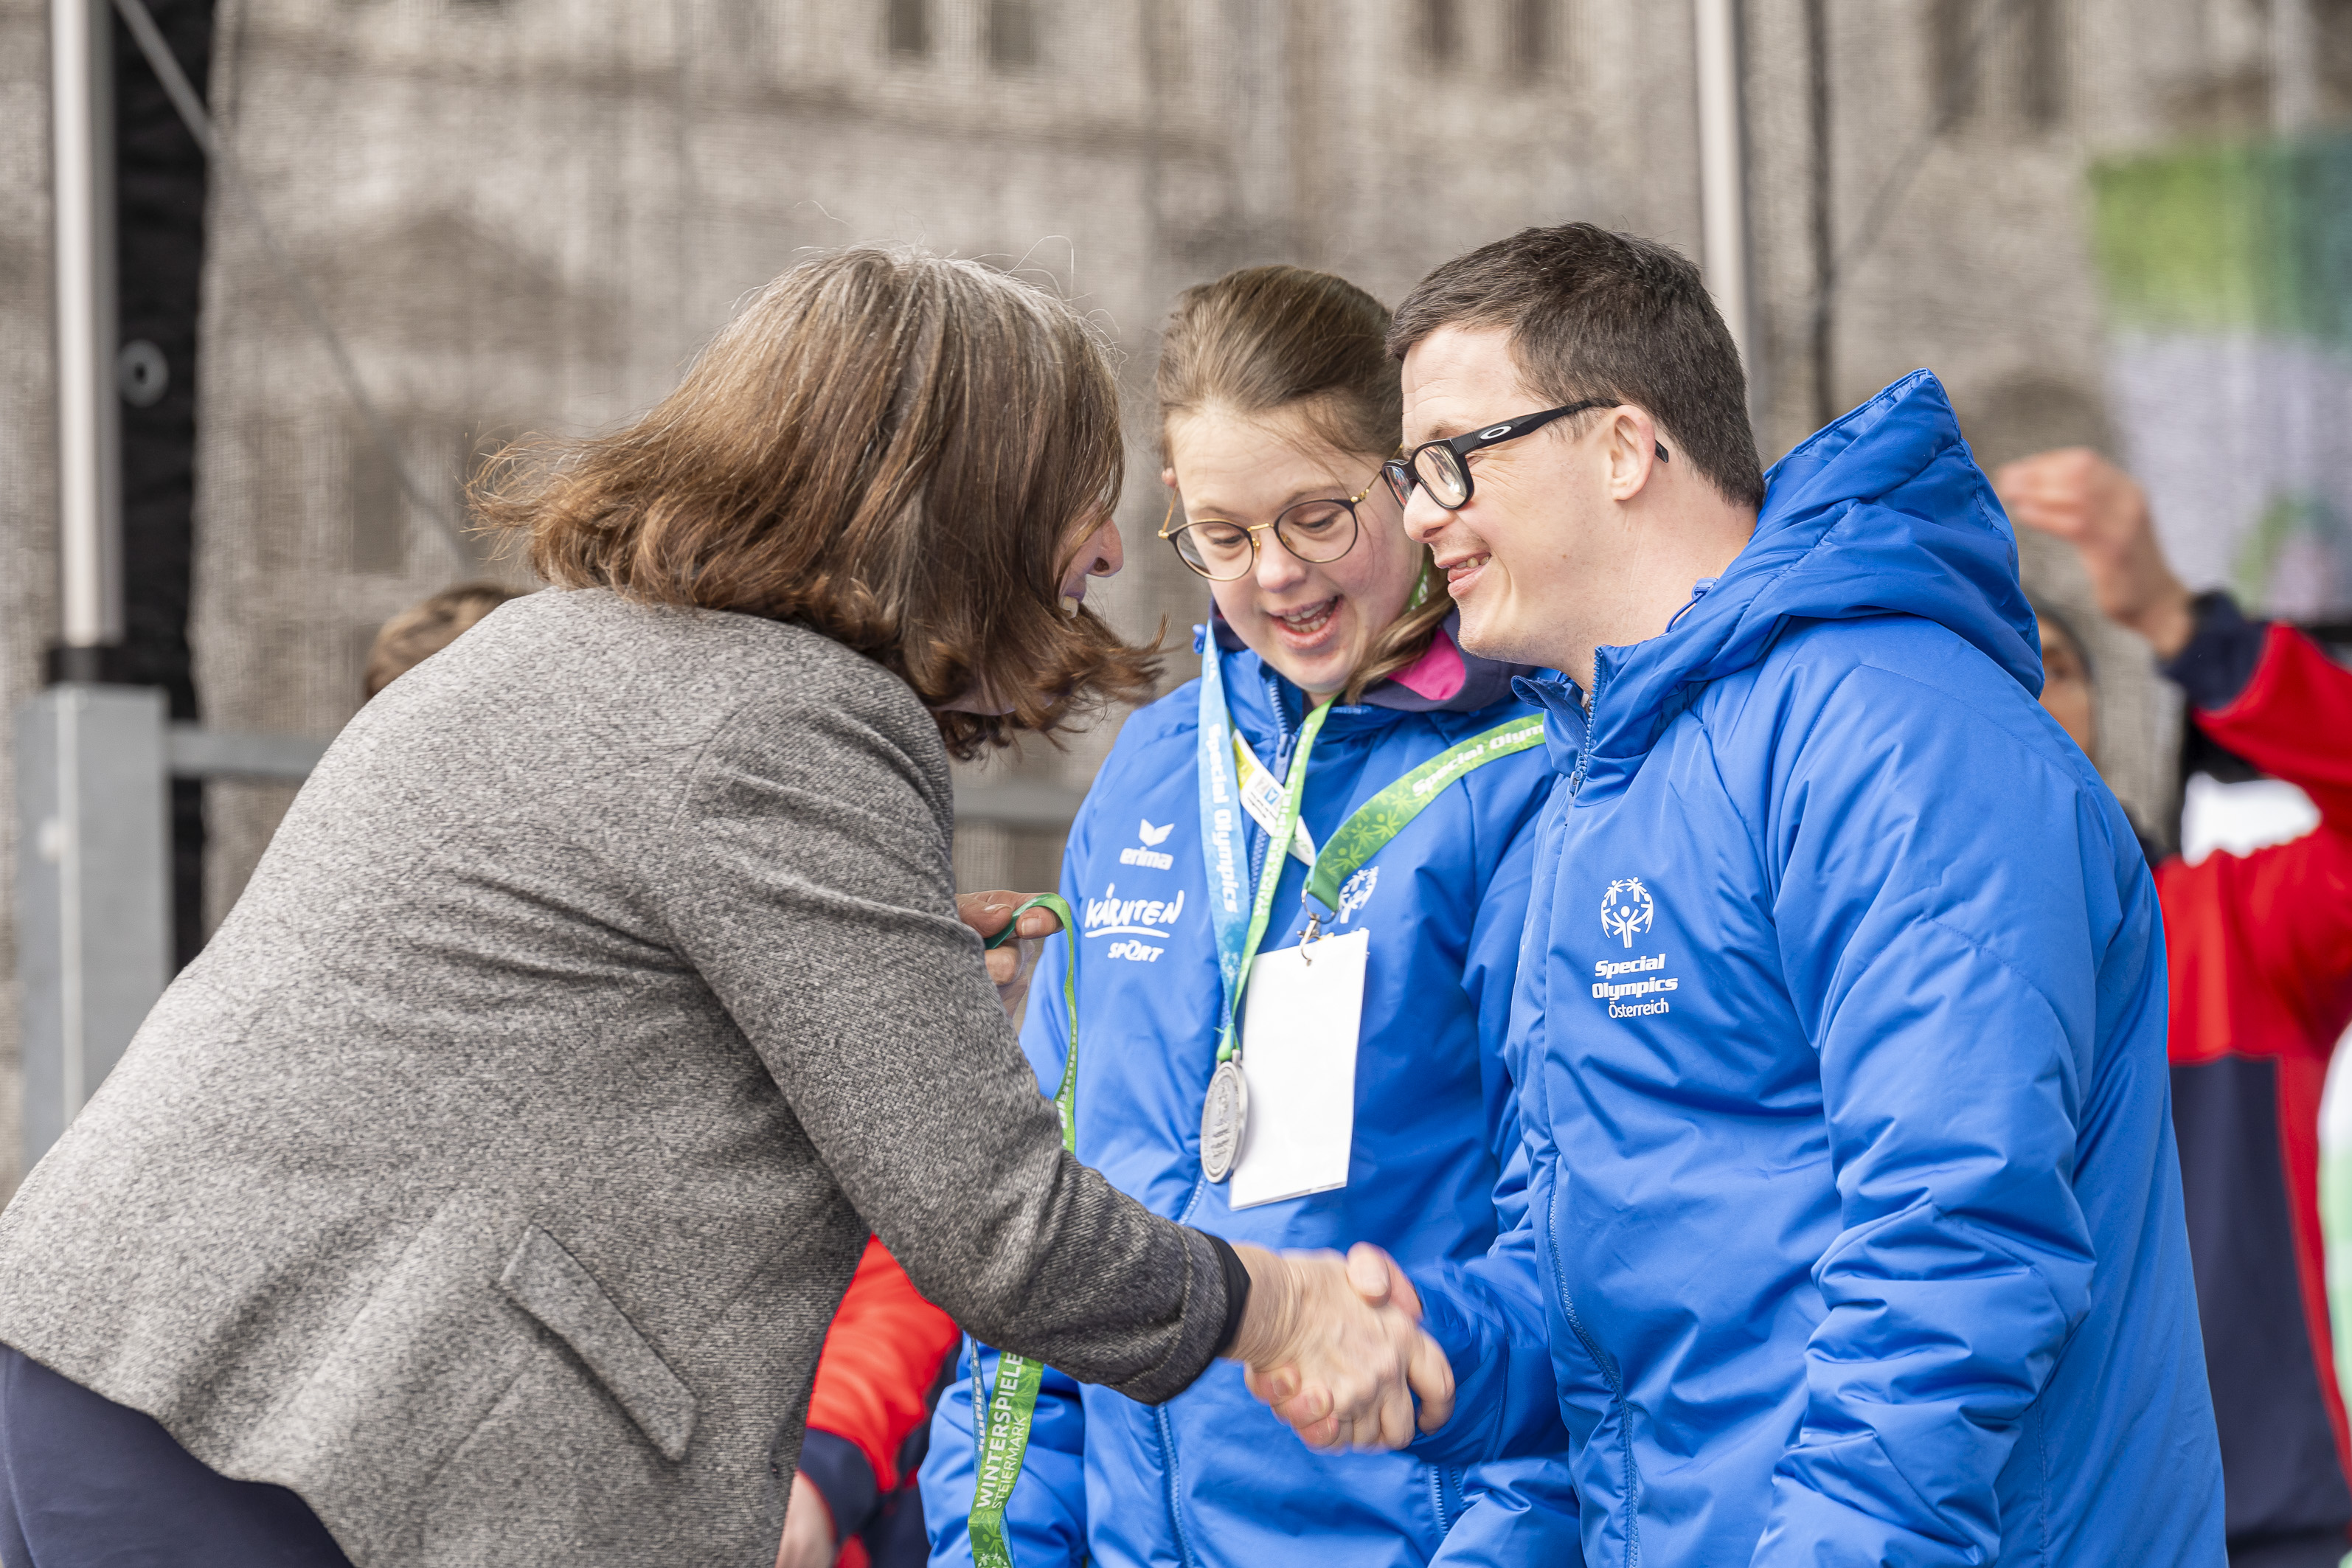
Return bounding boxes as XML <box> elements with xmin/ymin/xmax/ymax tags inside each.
<box><xmin>1295</xmin><ymin>710</ymin><xmax>1547</xmax><ymax>936</ymax></box>
<box><xmin>1214</xmin><ymin>694</ymin><xmax>1332</xmax><ymax>1066</ymax></box>
<box><xmin>968</xmin><ymin>893</ymin><xmax>1077</xmax><ymax>1568</ymax></box>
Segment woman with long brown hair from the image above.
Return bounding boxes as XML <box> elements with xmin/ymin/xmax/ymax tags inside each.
<box><xmin>0</xmin><ymin>249</ymin><xmax>1440</xmax><ymax>1568</ymax></box>
<box><xmin>921</xmin><ymin>265</ymin><xmax>1581</xmax><ymax>1568</ymax></box>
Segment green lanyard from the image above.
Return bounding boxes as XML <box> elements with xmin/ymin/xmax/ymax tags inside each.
<box><xmin>1298</xmin><ymin>712</ymin><xmax>1547</xmax><ymax>920</ymax></box>
<box><xmin>968</xmin><ymin>894</ymin><xmax>1076</xmax><ymax>1568</ymax></box>
<box><xmin>1196</xmin><ymin>658</ymin><xmax>1543</xmax><ymax>1184</ymax></box>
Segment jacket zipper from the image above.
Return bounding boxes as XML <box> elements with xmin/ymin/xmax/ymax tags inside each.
<box><xmin>1160</xmin><ymin>678</ymin><xmax>1286</xmax><ymax>1564</ymax></box>
<box><xmin>1550</xmin><ymin>661</ymin><xmax>1635</xmax><ymax>1563</ymax></box>
<box><xmin>1154</xmin><ymin>1404</ymin><xmax>1204</xmax><ymax>1568</ymax></box>
<box><xmin>1263</xmin><ymin>667</ymin><xmax>1299</xmax><ymax>777</ymax></box>
<box><xmin>1548</xmin><ymin>1171</ymin><xmax>1640</xmax><ymax>1568</ymax></box>
<box><xmin>1565</xmin><ymin>664</ymin><xmax>1607</xmax><ymax>799</ymax></box>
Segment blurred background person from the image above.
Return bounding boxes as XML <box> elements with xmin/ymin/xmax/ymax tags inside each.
<box><xmin>363</xmin><ymin>583</ymin><xmax>522</xmax><ymax>700</ymax></box>
<box><xmin>1999</xmin><ymin>448</ymin><xmax>2352</xmax><ymax>1568</ymax></box>
<box><xmin>921</xmin><ymin>266</ymin><xmax>1579</xmax><ymax>1567</ymax></box>
<box><xmin>780</xmin><ymin>1238</ymin><xmax>960</xmax><ymax>1568</ymax></box>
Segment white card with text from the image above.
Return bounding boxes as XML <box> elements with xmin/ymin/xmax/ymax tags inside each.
<box><xmin>1230</xmin><ymin>928</ymin><xmax>1368</xmax><ymax>1210</ymax></box>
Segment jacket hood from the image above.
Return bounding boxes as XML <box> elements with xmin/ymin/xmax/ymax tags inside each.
<box><xmin>1542</xmin><ymin>369</ymin><xmax>2040</xmax><ymax>802</ymax></box>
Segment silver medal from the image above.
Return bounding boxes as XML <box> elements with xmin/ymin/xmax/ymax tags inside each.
<box><xmin>1200</xmin><ymin>1059</ymin><xmax>1248</xmax><ymax>1184</ymax></box>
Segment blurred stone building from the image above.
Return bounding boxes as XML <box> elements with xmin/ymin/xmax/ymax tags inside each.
<box><xmin>167</xmin><ymin>0</ymin><xmax>1712</xmax><ymax>920</ymax></box>
<box><xmin>5</xmin><ymin>0</ymin><xmax>2348</xmax><ymax>1195</ymax></box>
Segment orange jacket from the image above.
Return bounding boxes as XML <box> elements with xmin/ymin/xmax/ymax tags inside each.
<box><xmin>802</xmin><ymin>1236</ymin><xmax>960</xmax><ymax>1568</ymax></box>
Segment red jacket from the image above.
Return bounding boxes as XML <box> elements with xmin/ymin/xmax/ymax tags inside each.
<box><xmin>2159</xmin><ymin>622</ymin><xmax>2352</xmax><ymax>1548</ymax></box>
<box><xmin>800</xmin><ymin>1237</ymin><xmax>960</xmax><ymax>1568</ymax></box>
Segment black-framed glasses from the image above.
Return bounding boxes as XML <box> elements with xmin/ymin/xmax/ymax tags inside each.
<box><xmin>1381</xmin><ymin>400</ymin><xmax>1668</xmax><ymax>512</ymax></box>
<box><xmin>1157</xmin><ymin>476</ymin><xmax>1379</xmax><ymax>581</ymax></box>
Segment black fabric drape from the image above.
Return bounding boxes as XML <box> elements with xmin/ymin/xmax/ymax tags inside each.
<box><xmin>114</xmin><ymin>0</ymin><xmax>215</xmax><ymax>968</ymax></box>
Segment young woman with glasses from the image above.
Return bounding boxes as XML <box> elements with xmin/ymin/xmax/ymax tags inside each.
<box><xmin>921</xmin><ymin>266</ymin><xmax>1581</xmax><ymax>1568</ymax></box>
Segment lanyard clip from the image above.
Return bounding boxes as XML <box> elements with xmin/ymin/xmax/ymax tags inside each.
<box><xmin>1300</xmin><ymin>892</ymin><xmax>1333</xmax><ymax>961</ymax></box>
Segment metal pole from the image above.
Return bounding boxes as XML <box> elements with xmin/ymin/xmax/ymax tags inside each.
<box><xmin>52</xmin><ymin>0</ymin><xmax>122</xmax><ymax>661</ymax></box>
<box><xmin>1805</xmin><ymin>0</ymin><xmax>1835</xmax><ymax>429</ymax></box>
<box><xmin>1693</xmin><ymin>0</ymin><xmax>1752</xmax><ymax>386</ymax></box>
<box><xmin>2274</xmin><ymin>0</ymin><xmax>2319</xmax><ymax>135</ymax></box>
<box><xmin>15</xmin><ymin>688</ymin><xmax>170</xmax><ymax>1166</ymax></box>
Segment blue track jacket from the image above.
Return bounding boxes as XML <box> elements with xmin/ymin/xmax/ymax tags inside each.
<box><xmin>1409</xmin><ymin>372</ymin><xmax>2224</xmax><ymax>1566</ymax></box>
<box><xmin>921</xmin><ymin>631</ymin><xmax>1583</xmax><ymax>1567</ymax></box>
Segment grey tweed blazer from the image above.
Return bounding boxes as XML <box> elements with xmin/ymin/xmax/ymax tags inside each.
<box><xmin>0</xmin><ymin>589</ymin><xmax>1232</xmax><ymax>1567</ymax></box>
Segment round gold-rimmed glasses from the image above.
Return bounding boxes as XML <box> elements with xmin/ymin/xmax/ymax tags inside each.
<box><xmin>1157</xmin><ymin>476</ymin><xmax>1381</xmax><ymax>582</ymax></box>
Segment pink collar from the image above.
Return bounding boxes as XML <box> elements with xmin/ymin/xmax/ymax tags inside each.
<box><xmin>1390</xmin><ymin>626</ymin><xmax>1467</xmax><ymax>702</ymax></box>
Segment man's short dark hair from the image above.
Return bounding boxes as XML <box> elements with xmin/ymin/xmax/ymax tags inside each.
<box><xmin>1388</xmin><ymin>223</ymin><xmax>1766</xmax><ymax>507</ymax></box>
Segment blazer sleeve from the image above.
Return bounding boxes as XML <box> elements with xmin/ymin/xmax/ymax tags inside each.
<box><xmin>653</xmin><ymin>676</ymin><xmax>1232</xmax><ymax>1406</ymax></box>
<box><xmin>919</xmin><ymin>829</ymin><xmax>1098</xmax><ymax>1568</ymax></box>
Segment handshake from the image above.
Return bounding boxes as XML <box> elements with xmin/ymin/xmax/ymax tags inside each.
<box><xmin>1224</xmin><ymin>1242</ymin><xmax>1454</xmax><ymax>1451</ymax></box>
<box><xmin>971</xmin><ymin>892</ymin><xmax>1454</xmax><ymax>1452</ymax></box>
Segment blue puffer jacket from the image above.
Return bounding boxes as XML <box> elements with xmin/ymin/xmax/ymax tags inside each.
<box><xmin>921</xmin><ymin>627</ymin><xmax>1583</xmax><ymax>1567</ymax></box>
<box><xmin>1409</xmin><ymin>371</ymin><xmax>2225</xmax><ymax>1566</ymax></box>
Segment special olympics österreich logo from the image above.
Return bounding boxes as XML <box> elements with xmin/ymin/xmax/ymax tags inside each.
<box><xmin>1600</xmin><ymin>878</ymin><xmax>1655</xmax><ymax>948</ymax></box>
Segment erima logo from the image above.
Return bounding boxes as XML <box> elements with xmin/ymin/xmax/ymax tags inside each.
<box><xmin>1600</xmin><ymin>878</ymin><xmax>1655</xmax><ymax>948</ymax></box>
<box><xmin>1120</xmin><ymin>818</ymin><xmax>1176</xmax><ymax>870</ymax></box>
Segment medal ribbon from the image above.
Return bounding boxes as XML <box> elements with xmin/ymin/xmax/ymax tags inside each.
<box><xmin>1198</xmin><ymin>642</ymin><xmax>1331</xmax><ymax>1064</ymax></box>
<box><xmin>968</xmin><ymin>893</ymin><xmax>1078</xmax><ymax>1568</ymax></box>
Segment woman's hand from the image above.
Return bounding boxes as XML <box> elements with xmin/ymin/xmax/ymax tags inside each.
<box><xmin>774</xmin><ymin>1472</ymin><xmax>836</xmax><ymax>1568</ymax></box>
<box><xmin>957</xmin><ymin>891</ymin><xmax>1065</xmax><ymax>1016</ymax></box>
<box><xmin>1227</xmin><ymin>1243</ymin><xmax>1455</xmax><ymax>1452</ymax></box>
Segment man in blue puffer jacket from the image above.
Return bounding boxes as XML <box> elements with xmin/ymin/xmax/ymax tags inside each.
<box><xmin>1260</xmin><ymin>224</ymin><xmax>2225</xmax><ymax>1564</ymax></box>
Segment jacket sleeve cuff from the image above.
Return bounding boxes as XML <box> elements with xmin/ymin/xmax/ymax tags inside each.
<box><xmin>1207</xmin><ymin>1232</ymin><xmax>1252</xmax><ymax>1357</ymax></box>
<box><xmin>1404</xmin><ymin>1272</ymin><xmax>1492</xmax><ymax>1466</ymax></box>
<box><xmin>797</xmin><ymin>1427</ymin><xmax>881</xmax><ymax>1542</ymax></box>
<box><xmin>1104</xmin><ymin>1225</ymin><xmax>1235</xmax><ymax>1406</ymax></box>
<box><xmin>2162</xmin><ymin>590</ymin><xmax>2268</xmax><ymax>712</ymax></box>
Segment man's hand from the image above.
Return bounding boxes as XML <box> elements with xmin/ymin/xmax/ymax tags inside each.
<box><xmin>1992</xmin><ymin>448</ymin><xmax>2196</xmax><ymax>659</ymax></box>
<box><xmin>1338</xmin><ymin>1241</ymin><xmax>1422</xmax><ymax>1315</ymax></box>
<box><xmin>774</xmin><ymin>1471</ymin><xmax>836</xmax><ymax>1568</ymax></box>
<box><xmin>1227</xmin><ymin>1243</ymin><xmax>1454</xmax><ymax>1451</ymax></box>
<box><xmin>957</xmin><ymin>891</ymin><xmax>1064</xmax><ymax>1015</ymax></box>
